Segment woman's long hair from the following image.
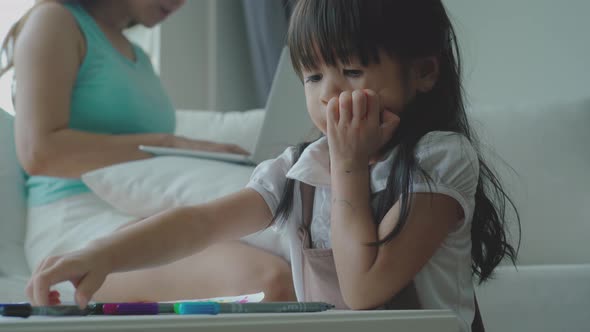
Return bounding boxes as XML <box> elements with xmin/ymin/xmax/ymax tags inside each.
<box><xmin>275</xmin><ymin>0</ymin><xmax>520</xmax><ymax>283</ymax></box>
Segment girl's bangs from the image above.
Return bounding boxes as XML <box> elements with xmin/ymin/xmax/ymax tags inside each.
<box><xmin>288</xmin><ymin>0</ymin><xmax>381</xmax><ymax>75</ymax></box>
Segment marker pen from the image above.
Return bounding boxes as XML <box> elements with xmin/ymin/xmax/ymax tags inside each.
<box><xmin>102</xmin><ymin>302</ymin><xmax>175</xmax><ymax>315</ymax></box>
<box><xmin>0</xmin><ymin>304</ymin><xmax>92</xmax><ymax>317</ymax></box>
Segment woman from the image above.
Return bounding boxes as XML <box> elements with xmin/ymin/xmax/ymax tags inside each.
<box><xmin>0</xmin><ymin>0</ymin><xmax>294</xmax><ymax>303</ymax></box>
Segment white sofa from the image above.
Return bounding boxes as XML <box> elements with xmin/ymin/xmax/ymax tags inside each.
<box><xmin>1</xmin><ymin>100</ymin><xmax>589</xmax><ymax>331</ymax></box>
<box><xmin>469</xmin><ymin>99</ymin><xmax>590</xmax><ymax>332</ymax></box>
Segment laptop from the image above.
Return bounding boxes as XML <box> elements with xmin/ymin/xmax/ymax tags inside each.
<box><xmin>139</xmin><ymin>47</ymin><xmax>313</xmax><ymax>166</ymax></box>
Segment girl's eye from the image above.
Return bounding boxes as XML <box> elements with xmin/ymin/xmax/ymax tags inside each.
<box><xmin>304</xmin><ymin>74</ymin><xmax>322</xmax><ymax>83</ymax></box>
<box><xmin>343</xmin><ymin>69</ymin><xmax>363</xmax><ymax>78</ymax></box>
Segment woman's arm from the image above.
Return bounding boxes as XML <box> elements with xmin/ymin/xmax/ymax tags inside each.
<box><xmin>13</xmin><ymin>4</ymin><xmax>245</xmax><ymax>178</ymax></box>
<box><xmin>26</xmin><ymin>188</ymin><xmax>273</xmax><ymax>307</ymax></box>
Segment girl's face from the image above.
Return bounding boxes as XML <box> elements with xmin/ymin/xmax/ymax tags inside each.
<box><xmin>126</xmin><ymin>0</ymin><xmax>186</xmax><ymax>27</ymax></box>
<box><xmin>301</xmin><ymin>51</ymin><xmax>416</xmax><ymax>138</ymax></box>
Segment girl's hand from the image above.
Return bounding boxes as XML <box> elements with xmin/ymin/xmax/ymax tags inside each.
<box><xmin>25</xmin><ymin>244</ymin><xmax>112</xmax><ymax>308</ymax></box>
<box><xmin>326</xmin><ymin>89</ymin><xmax>400</xmax><ymax>172</ymax></box>
<box><xmin>172</xmin><ymin>136</ymin><xmax>250</xmax><ymax>155</ymax></box>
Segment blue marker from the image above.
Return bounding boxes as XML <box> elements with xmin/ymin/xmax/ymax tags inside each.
<box><xmin>175</xmin><ymin>302</ymin><xmax>220</xmax><ymax>315</ymax></box>
<box><xmin>176</xmin><ymin>302</ymin><xmax>334</xmax><ymax>315</ymax></box>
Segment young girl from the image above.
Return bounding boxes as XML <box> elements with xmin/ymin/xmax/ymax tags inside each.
<box><xmin>27</xmin><ymin>0</ymin><xmax>519</xmax><ymax>331</ymax></box>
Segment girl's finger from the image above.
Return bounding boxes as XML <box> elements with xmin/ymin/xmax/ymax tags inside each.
<box><xmin>381</xmin><ymin>109</ymin><xmax>401</xmax><ymax>130</ymax></box>
<box><xmin>364</xmin><ymin>89</ymin><xmax>381</xmax><ymax>126</ymax></box>
<box><xmin>28</xmin><ymin>256</ymin><xmax>59</xmax><ymax>304</ymax></box>
<box><xmin>74</xmin><ymin>270</ymin><xmax>107</xmax><ymax>309</ymax></box>
<box><xmin>379</xmin><ymin>110</ymin><xmax>401</xmax><ymax>146</ymax></box>
<box><xmin>338</xmin><ymin>91</ymin><xmax>352</xmax><ymax>126</ymax></box>
<box><xmin>351</xmin><ymin>90</ymin><xmax>366</xmax><ymax>128</ymax></box>
<box><xmin>33</xmin><ymin>259</ymin><xmax>81</xmax><ymax>306</ymax></box>
<box><xmin>326</xmin><ymin>96</ymin><xmax>339</xmax><ymax>130</ymax></box>
<box><xmin>33</xmin><ymin>274</ymin><xmax>50</xmax><ymax>306</ymax></box>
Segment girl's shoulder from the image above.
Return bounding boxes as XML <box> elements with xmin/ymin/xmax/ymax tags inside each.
<box><xmin>415</xmin><ymin>131</ymin><xmax>478</xmax><ymax>164</ymax></box>
<box><xmin>413</xmin><ymin>131</ymin><xmax>480</xmax><ymax>197</ymax></box>
<box><xmin>250</xmin><ymin>146</ymin><xmax>299</xmax><ymax>180</ymax></box>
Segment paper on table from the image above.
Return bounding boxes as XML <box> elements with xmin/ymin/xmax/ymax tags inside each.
<box><xmin>161</xmin><ymin>292</ymin><xmax>265</xmax><ymax>304</ymax></box>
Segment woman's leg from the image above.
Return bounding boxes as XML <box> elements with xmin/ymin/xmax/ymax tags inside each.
<box><xmin>27</xmin><ymin>193</ymin><xmax>294</xmax><ymax>302</ymax></box>
<box><xmin>93</xmin><ymin>208</ymin><xmax>294</xmax><ymax>302</ymax></box>
<box><xmin>93</xmin><ymin>241</ymin><xmax>296</xmax><ymax>302</ymax></box>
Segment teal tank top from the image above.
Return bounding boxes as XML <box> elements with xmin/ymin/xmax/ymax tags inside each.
<box><xmin>26</xmin><ymin>2</ymin><xmax>176</xmax><ymax>206</ymax></box>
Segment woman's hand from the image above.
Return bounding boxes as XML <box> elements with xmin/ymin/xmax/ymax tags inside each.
<box><xmin>26</xmin><ymin>243</ymin><xmax>112</xmax><ymax>308</ymax></box>
<box><xmin>172</xmin><ymin>136</ymin><xmax>250</xmax><ymax>155</ymax></box>
<box><xmin>326</xmin><ymin>89</ymin><xmax>400</xmax><ymax>172</ymax></box>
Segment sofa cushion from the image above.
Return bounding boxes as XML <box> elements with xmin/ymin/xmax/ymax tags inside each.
<box><xmin>0</xmin><ymin>108</ymin><xmax>30</xmax><ymax>277</ymax></box>
<box><xmin>470</xmin><ymin>98</ymin><xmax>590</xmax><ymax>265</ymax></box>
<box><xmin>175</xmin><ymin>109</ymin><xmax>265</xmax><ymax>153</ymax></box>
<box><xmin>476</xmin><ymin>264</ymin><xmax>590</xmax><ymax>332</ymax></box>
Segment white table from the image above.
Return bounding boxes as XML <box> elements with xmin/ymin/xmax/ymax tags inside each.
<box><xmin>0</xmin><ymin>310</ymin><xmax>458</xmax><ymax>332</ymax></box>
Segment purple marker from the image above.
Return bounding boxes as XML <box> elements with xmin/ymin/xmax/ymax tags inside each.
<box><xmin>103</xmin><ymin>303</ymin><xmax>159</xmax><ymax>315</ymax></box>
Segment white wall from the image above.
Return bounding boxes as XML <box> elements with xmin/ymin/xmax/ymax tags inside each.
<box><xmin>444</xmin><ymin>0</ymin><xmax>590</xmax><ymax>106</ymax></box>
<box><xmin>159</xmin><ymin>0</ymin><xmax>258</xmax><ymax>111</ymax></box>
<box><xmin>160</xmin><ymin>0</ymin><xmax>590</xmax><ymax>109</ymax></box>
<box><xmin>441</xmin><ymin>1</ymin><xmax>590</xmax><ymax>266</ymax></box>
<box><xmin>211</xmin><ymin>0</ymin><xmax>259</xmax><ymax>111</ymax></box>
<box><xmin>159</xmin><ymin>0</ymin><xmax>213</xmax><ymax>111</ymax></box>
<box><xmin>0</xmin><ymin>1</ymin><xmax>34</xmax><ymax>115</ymax></box>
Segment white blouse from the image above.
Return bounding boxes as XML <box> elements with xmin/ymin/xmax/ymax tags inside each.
<box><xmin>247</xmin><ymin>131</ymin><xmax>480</xmax><ymax>332</ymax></box>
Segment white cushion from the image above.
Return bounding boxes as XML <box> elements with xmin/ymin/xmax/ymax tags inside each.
<box><xmin>175</xmin><ymin>109</ymin><xmax>265</xmax><ymax>152</ymax></box>
<box><xmin>0</xmin><ymin>109</ymin><xmax>30</xmax><ymax>277</ymax></box>
<box><xmin>470</xmin><ymin>98</ymin><xmax>590</xmax><ymax>265</ymax></box>
<box><xmin>81</xmin><ymin>108</ymin><xmax>267</xmax><ymax>218</ymax></box>
<box><xmin>476</xmin><ymin>264</ymin><xmax>590</xmax><ymax>332</ymax></box>
<box><xmin>81</xmin><ymin>109</ymin><xmax>290</xmax><ymax>258</ymax></box>
<box><xmin>81</xmin><ymin>156</ymin><xmax>255</xmax><ymax>218</ymax></box>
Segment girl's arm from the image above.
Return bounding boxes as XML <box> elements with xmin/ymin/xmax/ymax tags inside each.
<box><xmin>14</xmin><ymin>4</ymin><xmax>244</xmax><ymax>179</ymax></box>
<box><xmin>26</xmin><ymin>188</ymin><xmax>273</xmax><ymax>307</ymax></box>
<box><xmin>326</xmin><ymin>90</ymin><xmax>459</xmax><ymax>309</ymax></box>
<box><xmin>330</xmin><ymin>168</ymin><xmax>460</xmax><ymax>310</ymax></box>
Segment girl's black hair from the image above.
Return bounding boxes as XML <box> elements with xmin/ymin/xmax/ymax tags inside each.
<box><xmin>275</xmin><ymin>0</ymin><xmax>520</xmax><ymax>283</ymax></box>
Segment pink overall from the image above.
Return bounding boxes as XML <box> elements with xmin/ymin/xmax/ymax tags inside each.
<box><xmin>296</xmin><ymin>183</ymin><xmax>484</xmax><ymax>331</ymax></box>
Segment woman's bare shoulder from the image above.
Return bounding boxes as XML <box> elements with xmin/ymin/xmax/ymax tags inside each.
<box><xmin>16</xmin><ymin>2</ymin><xmax>83</xmax><ymax>57</ymax></box>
